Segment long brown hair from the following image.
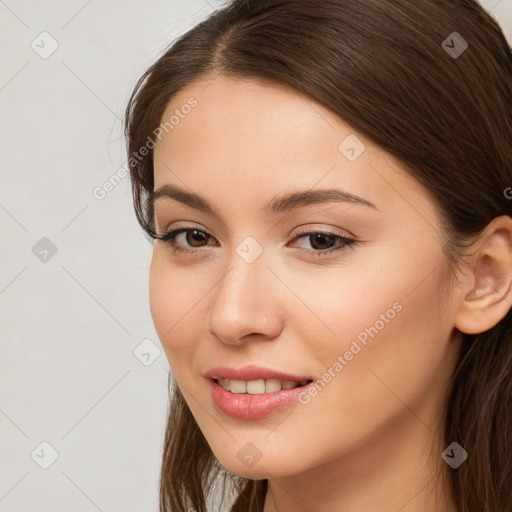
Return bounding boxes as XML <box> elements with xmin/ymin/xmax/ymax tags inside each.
<box><xmin>124</xmin><ymin>1</ymin><xmax>512</xmax><ymax>510</ymax></box>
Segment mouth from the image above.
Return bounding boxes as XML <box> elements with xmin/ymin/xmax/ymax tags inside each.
<box><xmin>205</xmin><ymin>365</ymin><xmax>315</xmax><ymax>418</ymax></box>
<box><xmin>208</xmin><ymin>376</ymin><xmax>316</xmax><ymax>419</ymax></box>
<box><xmin>211</xmin><ymin>377</ymin><xmax>314</xmax><ymax>395</ymax></box>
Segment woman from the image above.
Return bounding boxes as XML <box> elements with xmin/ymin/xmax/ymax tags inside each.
<box><xmin>124</xmin><ymin>1</ymin><xmax>512</xmax><ymax>510</ymax></box>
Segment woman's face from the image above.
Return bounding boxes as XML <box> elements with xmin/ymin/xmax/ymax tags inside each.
<box><xmin>150</xmin><ymin>75</ymin><xmax>462</xmax><ymax>480</ymax></box>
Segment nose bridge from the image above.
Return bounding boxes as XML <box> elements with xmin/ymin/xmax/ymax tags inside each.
<box><xmin>207</xmin><ymin>241</ymin><xmax>281</xmax><ymax>343</ymax></box>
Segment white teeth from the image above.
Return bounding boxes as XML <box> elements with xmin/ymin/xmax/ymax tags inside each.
<box><xmin>265</xmin><ymin>378</ymin><xmax>282</xmax><ymax>393</ymax></box>
<box><xmin>229</xmin><ymin>379</ymin><xmax>247</xmax><ymax>393</ymax></box>
<box><xmin>246</xmin><ymin>379</ymin><xmax>265</xmax><ymax>394</ymax></box>
<box><xmin>217</xmin><ymin>378</ymin><xmax>309</xmax><ymax>394</ymax></box>
<box><xmin>218</xmin><ymin>378</ymin><xmax>231</xmax><ymax>390</ymax></box>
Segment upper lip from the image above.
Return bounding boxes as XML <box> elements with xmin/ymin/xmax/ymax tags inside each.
<box><xmin>204</xmin><ymin>365</ymin><xmax>313</xmax><ymax>382</ymax></box>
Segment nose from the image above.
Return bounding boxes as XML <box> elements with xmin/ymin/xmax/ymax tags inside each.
<box><xmin>207</xmin><ymin>248</ymin><xmax>284</xmax><ymax>345</ymax></box>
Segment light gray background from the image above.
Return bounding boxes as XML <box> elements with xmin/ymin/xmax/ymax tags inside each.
<box><xmin>1</xmin><ymin>1</ymin><xmax>511</xmax><ymax>511</ymax></box>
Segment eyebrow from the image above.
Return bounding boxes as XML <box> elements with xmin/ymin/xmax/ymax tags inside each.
<box><xmin>150</xmin><ymin>184</ymin><xmax>378</xmax><ymax>215</ymax></box>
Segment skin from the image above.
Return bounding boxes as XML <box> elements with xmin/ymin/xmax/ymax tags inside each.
<box><xmin>149</xmin><ymin>75</ymin><xmax>512</xmax><ymax>512</ymax></box>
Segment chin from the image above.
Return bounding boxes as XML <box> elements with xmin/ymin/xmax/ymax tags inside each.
<box><xmin>217</xmin><ymin>457</ymin><xmax>290</xmax><ymax>480</ymax></box>
<box><xmin>209</xmin><ymin>438</ymin><xmax>308</xmax><ymax>480</ymax></box>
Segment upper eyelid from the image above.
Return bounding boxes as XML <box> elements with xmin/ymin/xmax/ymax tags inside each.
<box><xmin>157</xmin><ymin>222</ymin><xmax>350</xmax><ymax>234</ymax></box>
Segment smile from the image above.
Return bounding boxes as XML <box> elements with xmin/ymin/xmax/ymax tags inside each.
<box><xmin>208</xmin><ymin>378</ymin><xmax>314</xmax><ymax>420</ymax></box>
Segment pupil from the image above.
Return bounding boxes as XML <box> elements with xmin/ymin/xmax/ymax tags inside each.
<box><xmin>188</xmin><ymin>230</ymin><xmax>207</xmax><ymax>247</ymax></box>
<box><xmin>311</xmin><ymin>233</ymin><xmax>335</xmax><ymax>250</ymax></box>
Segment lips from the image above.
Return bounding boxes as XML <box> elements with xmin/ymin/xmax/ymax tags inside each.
<box><xmin>205</xmin><ymin>364</ymin><xmax>315</xmax><ymax>419</ymax></box>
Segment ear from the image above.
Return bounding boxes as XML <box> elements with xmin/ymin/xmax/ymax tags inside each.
<box><xmin>454</xmin><ymin>215</ymin><xmax>512</xmax><ymax>335</ymax></box>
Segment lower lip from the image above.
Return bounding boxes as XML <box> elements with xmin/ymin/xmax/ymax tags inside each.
<box><xmin>208</xmin><ymin>378</ymin><xmax>312</xmax><ymax>420</ymax></box>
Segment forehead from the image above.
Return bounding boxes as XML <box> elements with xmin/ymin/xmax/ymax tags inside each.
<box><xmin>154</xmin><ymin>75</ymin><xmax>344</xmax><ymax>163</ymax></box>
<box><xmin>152</xmin><ymin>75</ymin><xmax>436</xmax><ymax>224</ymax></box>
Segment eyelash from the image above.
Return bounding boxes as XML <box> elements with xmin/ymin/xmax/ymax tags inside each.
<box><xmin>153</xmin><ymin>226</ymin><xmax>356</xmax><ymax>258</ymax></box>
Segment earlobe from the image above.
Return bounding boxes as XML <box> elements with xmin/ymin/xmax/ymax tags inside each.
<box><xmin>454</xmin><ymin>215</ymin><xmax>512</xmax><ymax>335</ymax></box>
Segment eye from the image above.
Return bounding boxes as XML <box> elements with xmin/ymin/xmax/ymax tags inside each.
<box><xmin>153</xmin><ymin>227</ymin><xmax>216</xmax><ymax>254</ymax></box>
<box><xmin>152</xmin><ymin>226</ymin><xmax>356</xmax><ymax>258</ymax></box>
<box><xmin>288</xmin><ymin>228</ymin><xmax>356</xmax><ymax>257</ymax></box>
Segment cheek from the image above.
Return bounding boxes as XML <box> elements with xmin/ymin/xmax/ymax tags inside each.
<box><xmin>256</xmin><ymin>267</ymin><xmax>452</xmax><ymax>476</ymax></box>
<box><xmin>148</xmin><ymin>251</ymin><xmax>199</xmax><ymax>374</ymax></box>
<box><xmin>298</xmin><ymin>256</ymin><xmax>452</xmax><ymax>434</ymax></box>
